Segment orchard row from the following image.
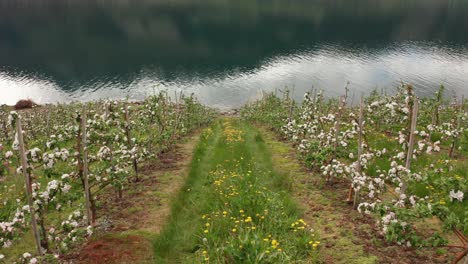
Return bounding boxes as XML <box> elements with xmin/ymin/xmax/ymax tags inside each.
<box><xmin>241</xmin><ymin>85</ymin><xmax>466</xmax><ymax>252</ymax></box>
<box><xmin>0</xmin><ymin>93</ymin><xmax>215</xmax><ymax>263</ymax></box>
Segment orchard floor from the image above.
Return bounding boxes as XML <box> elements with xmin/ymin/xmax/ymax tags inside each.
<box><xmin>64</xmin><ymin>131</ymin><xmax>201</xmax><ymax>264</ymax></box>
<box><xmin>67</xmin><ymin>118</ymin><xmax>459</xmax><ymax>264</ymax></box>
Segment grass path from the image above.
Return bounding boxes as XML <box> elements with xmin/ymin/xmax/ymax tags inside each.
<box><xmin>152</xmin><ymin>118</ymin><xmax>319</xmax><ymax>263</ymax></box>
<box><xmin>66</xmin><ymin>131</ymin><xmax>201</xmax><ymax>264</ymax></box>
<box><xmin>257</xmin><ymin>126</ymin><xmax>379</xmax><ymax>264</ymax></box>
<box><xmin>257</xmin><ymin>126</ymin><xmax>448</xmax><ymax>264</ymax></box>
<box><xmin>71</xmin><ymin>117</ymin><xmax>444</xmax><ymax>263</ymax></box>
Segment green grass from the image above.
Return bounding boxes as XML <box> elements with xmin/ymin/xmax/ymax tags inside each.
<box><xmin>152</xmin><ymin>118</ymin><xmax>319</xmax><ymax>263</ymax></box>
<box><xmin>0</xmin><ymin>95</ymin><xmax>215</xmax><ymax>262</ymax></box>
<box><xmin>258</xmin><ymin>126</ymin><xmax>379</xmax><ymax>264</ymax></box>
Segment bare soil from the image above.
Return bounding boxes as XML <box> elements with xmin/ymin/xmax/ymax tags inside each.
<box><xmin>259</xmin><ymin>126</ymin><xmax>461</xmax><ymax>264</ymax></box>
<box><xmin>62</xmin><ymin>132</ymin><xmax>200</xmax><ymax>264</ymax></box>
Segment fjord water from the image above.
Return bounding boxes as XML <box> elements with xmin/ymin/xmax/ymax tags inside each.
<box><xmin>1</xmin><ymin>0</ymin><xmax>467</xmax><ymax>108</ymax></box>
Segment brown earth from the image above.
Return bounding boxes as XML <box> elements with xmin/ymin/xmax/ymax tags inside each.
<box><xmin>62</xmin><ymin>131</ymin><xmax>200</xmax><ymax>264</ymax></box>
<box><xmin>71</xmin><ymin>235</ymin><xmax>152</xmax><ymax>264</ymax></box>
<box><xmin>60</xmin><ymin>124</ymin><xmax>463</xmax><ymax>264</ymax></box>
<box><xmin>258</xmin><ymin>126</ymin><xmax>461</xmax><ymax>264</ymax></box>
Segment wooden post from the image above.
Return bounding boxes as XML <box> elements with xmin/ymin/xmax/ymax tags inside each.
<box><xmin>1</xmin><ymin>117</ymin><xmax>8</xmax><ymax>143</ymax></box>
<box><xmin>353</xmin><ymin>96</ymin><xmax>364</xmax><ymax>210</ymax></box>
<box><xmin>432</xmin><ymin>99</ymin><xmax>439</xmax><ymax>127</ymax></box>
<box><xmin>326</xmin><ymin>95</ymin><xmax>346</xmax><ymax>183</ymax></box>
<box><xmin>405</xmin><ymin>85</ymin><xmax>414</xmax><ymax>143</ymax></box>
<box><xmin>315</xmin><ymin>90</ymin><xmax>322</xmax><ymax>117</ymax></box>
<box><xmin>312</xmin><ymin>88</ymin><xmax>317</xmax><ymax>111</ymax></box>
<box><xmin>332</xmin><ymin>96</ymin><xmax>346</xmax><ymax>160</ymax></box>
<box><xmin>288</xmin><ymin>98</ymin><xmax>294</xmax><ymax>122</ymax></box>
<box><xmin>405</xmin><ymin>99</ymin><xmax>419</xmax><ymax>169</ymax></box>
<box><xmin>344</xmin><ymin>82</ymin><xmax>350</xmax><ymax>104</ymax></box>
<box><xmin>171</xmin><ymin>91</ymin><xmax>184</xmax><ymax>144</ymax></box>
<box><xmin>124</xmin><ymin>103</ymin><xmax>138</xmax><ymax>181</ymax></box>
<box><xmin>402</xmin><ymin>99</ymin><xmax>419</xmax><ymax>193</ymax></box>
<box><xmin>16</xmin><ymin>117</ymin><xmax>43</xmax><ymax>255</ymax></box>
<box><xmin>105</xmin><ymin>101</ymin><xmax>110</xmax><ymax>120</ymax></box>
<box><xmin>81</xmin><ymin>106</ymin><xmax>92</xmax><ymax>225</ymax></box>
<box><xmin>45</xmin><ymin>109</ymin><xmax>51</xmax><ymax>139</ymax></box>
<box><xmin>462</xmin><ymin>95</ymin><xmax>465</xmax><ymax>110</ymax></box>
<box><xmin>288</xmin><ymin>87</ymin><xmax>295</xmax><ymax>121</ymax></box>
<box><xmin>27</xmin><ymin>116</ymin><xmax>36</xmax><ymax>140</ymax></box>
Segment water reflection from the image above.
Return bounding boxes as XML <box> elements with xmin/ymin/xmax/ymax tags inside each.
<box><xmin>0</xmin><ymin>0</ymin><xmax>467</xmax><ymax>107</ymax></box>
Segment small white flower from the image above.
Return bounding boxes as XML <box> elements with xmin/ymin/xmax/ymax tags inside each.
<box><xmin>396</xmin><ymin>152</ymin><xmax>406</xmax><ymax>160</ymax></box>
<box><xmin>449</xmin><ymin>190</ymin><xmax>464</xmax><ymax>202</ymax></box>
<box><xmin>62</xmin><ymin>184</ymin><xmax>72</xmax><ymax>193</ymax></box>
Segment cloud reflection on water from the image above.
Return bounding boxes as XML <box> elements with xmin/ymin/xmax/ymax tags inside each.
<box><xmin>2</xmin><ymin>42</ymin><xmax>467</xmax><ymax>109</ymax></box>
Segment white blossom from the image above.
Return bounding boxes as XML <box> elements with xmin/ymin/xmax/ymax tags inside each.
<box><xmin>449</xmin><ymin>190</ymin><xmax>464</xmax><ymax>202</ymax></box>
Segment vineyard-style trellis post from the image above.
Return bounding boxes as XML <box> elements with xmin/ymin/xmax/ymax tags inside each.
<box><xmin>16</xmin><ymin>117</ymin><xmax>43</xmax><ymax>255</ymax></box>
<box><xmin>170</xmin><ymin>91</ymin><xmax>185</xmax><ymax>145</ymax></box>
<box><xmin>81</xmin><ymin>106</ymin><xmax>93</xmax><ymax>225</ymax></box>
<box><xmin>353</xmin><ymin>96</ymin><xmax>364</xmax><ymax>210</ymax></box>
<box><xmin>288</xmin><ymin>87</ymin><xmax>295</xmax><ymax>122</ymax></box>
<box><xmin>402</xmin><ymin>99</ymin><xmax>419</xmax><ymax>194</ymax></box>
<box><xmin>124</xmin><ymin>103</ymin><xmax>139</xmax><ymax>182</ymax></box>
<box><xmin>105</xmin><ymin>101</ymin><xmax>110</xmax><ymax>120</ymax></box>
<box><xmin>405</xmin><ymin>84</ymin><xmax>415</xmax><ymax>140</ymax></box>
<box><xmin>332</xmin><ymin>94</ymin><xmax>347</xmax><ymax>162</ymax></box>
<box><xmin>332</xmin><ymin>84</ymin><xmax>350</xmax><ymax>161</ymax></box>
<box><xmin>26</xmin><ymin>114</ymin><xmax>36</xmax><ymax>140</ymax></box>
<box><xmin>327</xmin><ymin>89</ymin><xmax>349</xmax><ymax>183</ymax></box>
<box><xmin>46</xmin><ymin>109</ymin><xmax>51</xmax><ymax>138</ymax></box>
<box><xmin>315</xmin><ymin>90</ymin><xmax>323</xmax><ymax>118</ymax></box>
<box><xmin>432</xmin><ymin>85</ymin><xmax>443</xmax><ymax>126</ymax></box>
<box><xmin>1</xmin><ymin>107</ymin><xmax>9</xmax><ymax>142</ymax></box>
<box><xmin>2</xmin><ymin>118</ymin><xmax>8</xmax><ymax>142</ymax></box>
<box><xmin>311</xmin><ymin>88</ymin><xmax>317</xmax><ymax>119</ymax></box>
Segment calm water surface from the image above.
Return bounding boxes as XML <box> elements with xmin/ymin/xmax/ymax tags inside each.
<box><xmin>1</xmin><ymin>0</ymin><xmax>468</xmax><ymax>108</ymax></box>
